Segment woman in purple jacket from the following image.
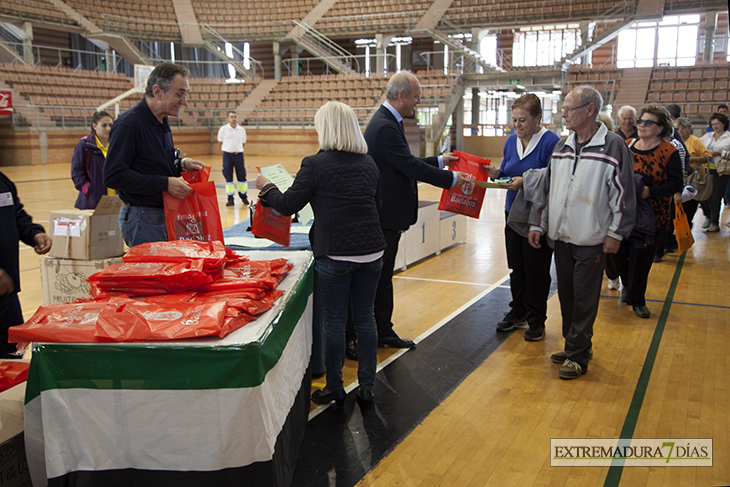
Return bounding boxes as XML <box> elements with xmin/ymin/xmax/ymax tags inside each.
<box><xmin>71</xmin><ymin>111</ymin><xmax>113</xmax><ymax>209</ymax></box>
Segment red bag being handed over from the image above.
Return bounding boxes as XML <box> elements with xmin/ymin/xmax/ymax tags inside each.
<box><xmin>164</xmin><ymin>166</ymin><xmax>224</xmax><ymax>243</ymax></box>
<box><xmin>438</xmin><ymin>150</ymin><xmax>491</xmax><ymax>218</ymax></box>
<box><xmin>95</xmin><ymin>299</ymin><xmax>228</xmax><ymax>341</ymax></box>
<box><xmin>9</xmin><ymin>301</ymin><xmax>107</xmax><ymax>343</ymax></box>
<box><xmin>251</xmin><ymin>202</ymin><xmax>291</xmax><ymax>247</ymax></box>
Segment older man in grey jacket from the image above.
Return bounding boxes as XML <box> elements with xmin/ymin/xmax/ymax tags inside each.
<box><xmin>528</xmin><ymin>86</ymin><xmax>636</xmax><ymax>380</ymax></box>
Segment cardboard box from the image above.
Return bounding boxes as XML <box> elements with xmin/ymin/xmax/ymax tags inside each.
<box><xmin>49</xmin><ymin>195</ymin><xmax>124</xmax><ymax>260</ymax></box>
<box><xmin>40</xmin><ymin>257</ymin><xmax>123</xmax><ymax>305</ymax></box>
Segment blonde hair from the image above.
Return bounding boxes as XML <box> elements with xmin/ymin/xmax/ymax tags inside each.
<box><xmin>314</xmin><ymin>101</ymin><xmax>368</xmax><ymax>154</ymax></box>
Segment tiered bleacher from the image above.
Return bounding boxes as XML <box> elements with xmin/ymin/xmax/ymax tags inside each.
<box><xmin>253</xmin><ymin>73</ymin><xmax>387</xmax><ymax>125</ymax></box>
<box><xmin>648</xmin><ymin>63</ymin><xmax>730</xmax><ymax>116</ymax></box>
<box><xmin>0</xmin><ymin>63</ymin><xmax>135</xmax><ymax>127</ymax></box>
<box><xmin>64</xmin><ymin>0</ymin><xmax>180</xmax><ymax>40</ymax></box>
<box><xmin>564</xmin><ymin>65</ymin><xmax>623</xmax><ymax>103</ymax></box>
<box><xmin>314</xmin><ymin>0</ymin><xmax>430</xmax><ymax>35</ymax></box>
<box><xmin>190</xmin><ymin>0</ymin><xmax>316</xmax><ymax>40</ymax></box>
<box><xmin>0</xmin><ymin>0</ymin><xmax>81</xmax><ymax>27</ymax></box>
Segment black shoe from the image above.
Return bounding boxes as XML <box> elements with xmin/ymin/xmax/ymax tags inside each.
<box><xmin>240</xmin><ymin>193</ymin><xmax>249</xmax><ymax>205</ymax></box>
<box><xmin>523</xmin><ymin>326</ymin><xmax>545</xmax><ymax>341</ymax></box>
<box><xmin>345</xmin><ymin>340</ymin><xmax>359</xmax><ymax>361</ymax></box>
<box><xmin>633</xmin><ymin>305</ymin><xmax>651</xmax><ymax>319</ymax></box>
<box><xmin>356</xmin><ymin>388</ymin><xmax>374</xmax><ymax>408</ymax></box>
<box><xmin>311</xmin><ymin>388</ymin><xmax>346</xmax><ymax>406</ymax></box>
<box><xmin>496</xmin><ymin>310</ymin><xmax>528</xmax><ymax>332</ymax></box>
<box><xmin>378</xmin><ymin>333</ymin><xmax>415</xmax><ymax>349</ymax></box>
<box><xmin>653</xmin><ymin>254</ymin><xmax>663</xmax><ymax>263</ymax></box>
<box><xmin>226</xmin><ymin>195</ymin><xmax>234</xmax><ymax>207</ymax></box>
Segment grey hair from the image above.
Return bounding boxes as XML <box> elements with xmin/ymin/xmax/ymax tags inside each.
<box><xmin>675</xmin><ymin>117</ymin><xmax>692</xmax><ymax>130</ymax></box>
<box><xmin>617</xmin><ymin>105</ymin><xmax>636</xmax><ymax>119</ymax></box>
<box><xmin>385</xmin><ymin>71</ymin><xmax>419</xmax><ymax>102</ymax></box>
<box><xmin>573</xmin><ymin>85</ymin><xmax>603</xmax><ymax>120</ymax></box>
<box><xmin>144</xmin><ymin>62</ymin><xmax>191</xmax><ymax>98</ymax></box>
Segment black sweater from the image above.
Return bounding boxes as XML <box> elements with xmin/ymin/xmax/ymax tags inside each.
<box><xmin>0</xmin><ymin>171</ymin><xmax>45</xmax><ymax>292</ymax></box>
<box><xmin>259</xmin><ymin>150</ymin><xmax>386</xmax><ymax>258</ymax></box>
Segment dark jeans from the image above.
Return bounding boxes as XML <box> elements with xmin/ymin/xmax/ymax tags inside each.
<box><xmin>316</xmin><ymin>256</ymin><xmax>382</xmax><ymax>392</ymax></box>
<box><xmin>504</xmin><ymin>218</ymin><xmax>553</xmax><ymax>329</ymax></box>
<box><xmin>119</xmin><ymin>205</ymin><xmax>167</xmax><ymax>247</ymax></box>
<box><xmin>0</xmin><ymin>292</ymin><xmax>23</xmax><ymax>353</ymax></box>
<box><xmin>554</xmin><ymin>241</ymin><xmax>605</xmax><ymax>366</ymax></box>
<box><xmin>373</xmin><ymin>228</ymin><xmax>401</xmax><ymax>339</ymax></box>
<box><xmin>222</xmin><ymin>152</ymin><xmax>247</xmax><ymax>194</ymax></box>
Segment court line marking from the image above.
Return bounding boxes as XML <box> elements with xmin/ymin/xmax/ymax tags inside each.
<box><xmin>603</xmin><ymin>253</ymin><xmax>686</xmax><ymax>486</ymax></box>
<box><xmin>308</xmin><ymin>273</ymin><xmax>511</xmax><ymax>421</ymax></box>
<box><xmin>394</xmin><ymin>275</ymin><xmax>510</xmax><ymax>288</ymax></box>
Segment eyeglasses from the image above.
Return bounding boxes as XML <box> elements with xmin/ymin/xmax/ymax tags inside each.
<box><xmin>561</xmin><ymin>103</ymin><xmax>590</xmax><ymax>114</ymax></box>
<box><xmin>636</xmin><ymin>119</ymin><xmax>659</xmax><ymax>127</ymax></box>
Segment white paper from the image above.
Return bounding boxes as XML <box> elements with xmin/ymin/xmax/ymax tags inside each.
<box><xmin>259</xmin><ymin>165</ymin><xmax>314</xmax><ymax>225</ymax></box>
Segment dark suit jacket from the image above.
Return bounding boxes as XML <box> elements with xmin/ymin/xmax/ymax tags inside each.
<box><xmin>364</xmin><ymin>105</ymin><xmax>454</xmax><ymax>231</ymax></box>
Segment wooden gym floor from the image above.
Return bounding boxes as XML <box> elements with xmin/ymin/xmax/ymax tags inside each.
<box><xmin>5</xmin><ymin>154</ymin><xmax>730</xmax><ymax>486</ymax></box>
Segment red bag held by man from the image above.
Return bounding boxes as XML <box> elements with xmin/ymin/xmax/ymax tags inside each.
<box><xmin>438</xmin><ymin>150</ymin><xmax>491</xmax><ymax>218</ymax></box>
<box><xmin>164</xmin><ymin>166</ymin><xmax>225</xmax><ymax>243</ymax></box>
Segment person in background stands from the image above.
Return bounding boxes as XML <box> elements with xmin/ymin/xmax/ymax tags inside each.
<box><xmin>615</xmin><ymin>105</ymin><xmax>638</xmax><ymax>140</ymax></box>
<box><xmin>529</xmin><ymin>86</ymin><xmax>636</xmax><ymax>380</ymax></box>
<box><xmin>217</xmin><ymin>111</ymin><xmax>249</xmax><ymax>207</ymax></box>
<box><xmin>103</xmin><ymin>62</ymin><xmax>205</xmax><ymax>247</ymax></box>
<box><xmin>0</xmin><ymin>171</ymin><xmax>52</xmax><ymax>358</ymax></box>
<box><xmin>699</xmin><ymin>112</ymin><xmax>730</xmax><ymax>233</ymax></box>
<box><xmin>71</xmin><ymin>110</ymin><xmax>114</xmax><ymax>210</ymax></box>
<box><xmin>256</xmin><ymin>101</ymin><xmax>385</xmax><ymax>407</ymax></box>
<box><xmin>360</xmin><ymin>71</ymin><xmax>467</xmax><ymax>351</ymax></box>
<box><xmin>489</xmin><ymin>93</ymin><xmax>559</xmax><ymax>341</ymax></box>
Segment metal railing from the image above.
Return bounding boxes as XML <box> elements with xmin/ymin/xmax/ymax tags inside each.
<box><xmin>281</xmin><ymin>53</ymin><xmax>397</xmax><ymax>77</ymax></box>
<box><xmin>0</xmin><ymin>41</ymin><xmax>110</xmax><ymax>70</ymax></box>
<box><xmin>291</xmin><ymin>21</ymin><xmax>360</xmax><ymax>74</ymax></box>
<box><xmin>200</xmin><ymin>25</ymin><xmax>264</xmax><ymax>80</ymax></box>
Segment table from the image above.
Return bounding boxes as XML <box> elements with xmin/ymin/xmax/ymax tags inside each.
<box><xmin>24</xmin><ymin>250</ymin><xmax>314</xmax><ymax>487</ymax></box>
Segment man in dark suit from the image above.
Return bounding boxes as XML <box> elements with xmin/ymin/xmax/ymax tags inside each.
<box><xmin>362</xmin><ymin>71</ymin><xmax>466</xmax><ymax>349</ymax></box>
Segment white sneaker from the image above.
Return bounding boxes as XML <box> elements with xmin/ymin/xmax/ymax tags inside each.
<box><xmin>706</xmin><ymin>224</ymin><xmax>720</xmax><ymax>233</ymax></box>
<box><xmin>608</xmin><ymin>278</ymin><xmax>620</xmax><ymax>291</ymax></box>
<box><xmin>702</xmin><ymin>219</ymin><xmax>710</xmax><ymax>229</ymax></box>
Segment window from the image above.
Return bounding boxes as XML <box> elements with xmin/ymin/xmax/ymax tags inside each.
<box><xmin>512</xmin><ymin>25</ymin><xmax>581</xmax><ymax>67</ymax></box>
<box><xmin>480</xmin><ymin>35</ymin><xmax>497</xmax><ymax>70</ymax></box>
<box><xmin>617</xmin><ymin>15</ymin><xmax>700</xmax><ymax>68</ymax></box>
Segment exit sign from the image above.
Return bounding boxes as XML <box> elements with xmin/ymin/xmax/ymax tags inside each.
<box><xmin>508</xmin><ymin>79</ymin><xmax>521</xmax><ymax>85</ymax></box>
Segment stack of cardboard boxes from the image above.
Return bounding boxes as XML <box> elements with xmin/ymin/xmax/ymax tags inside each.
<box><xmin>41</xmin><ymin>196</ymin><xmax>125</xmax><ymax>304</ymax></box>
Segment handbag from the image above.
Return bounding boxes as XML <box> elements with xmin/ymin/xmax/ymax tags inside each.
<box><xmin>163</xmin><ymin>167</ymin><xmax>224</xmax><ymax>243</ymax></box>
<box><xmin>251</xmin><ymin>201</ymin><xmax>291</xmax><ymax>247</ymax></box>
<box><xmin>673</xmin><ymin>202</ymin><xmax>694</xmax><ymax>255</ymax></box>
<box><xmin>438</xmin><ymin>150</ymin><xmax>492</xmax><ymax>218</ymax></box>
<box><xmin>715</xmin><ymin>157</ymin><xmax>730</xmax><ymax>176</ymax></box>
<box><xmin>686</xmin><ymin>163</ymin><xmax>713</xmax><ymax>202</ymax></box>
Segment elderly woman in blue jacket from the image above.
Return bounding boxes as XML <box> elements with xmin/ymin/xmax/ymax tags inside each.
<box><xmin>256</xmin><ymin>101</ymin><xmax>385</xmax><ymax>407</ymax></box>
<box><xmin>71</xmin><ymin>111</ymin><xmax>113</xmax><ymax>209</ymax></box>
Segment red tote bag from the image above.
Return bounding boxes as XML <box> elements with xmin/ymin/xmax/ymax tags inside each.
<box><xmin>438</xmin><ymin>150</ymin><xmax>491</xmax><ymax>218</ymax></box>
<box><xmin>164</xmin><ymin>166</ymin><xmax>224</xmax><ymax>243</ymax></box>
<box><xmin>251</xmin><ymin>202</ymin><xmax>291</xmax><ymax>247</ymax></box>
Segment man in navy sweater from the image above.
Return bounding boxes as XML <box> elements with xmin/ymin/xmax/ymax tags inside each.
<box><xmin>362</xmin><ymin>71</ymin><xmax>466</xmax><ymax>349</ymax></box>
<box><xmin>103</xmin><ymin>62</ymin><xmax>204</xmax><ymax>247</ymax></box>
